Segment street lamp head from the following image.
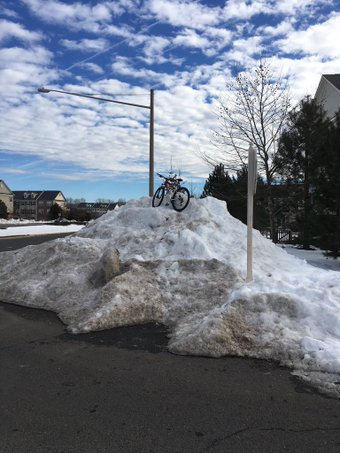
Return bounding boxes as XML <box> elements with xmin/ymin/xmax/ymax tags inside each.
<box><xmin>37</xmin><ymin>87</ymin><xmax>50</xmax><ymax>93</ymax></box>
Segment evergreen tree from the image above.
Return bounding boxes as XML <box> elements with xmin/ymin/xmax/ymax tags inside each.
<box><xmin>313</xmin><ymin>110</ymin><xmax>340</xmax><ymax>256</ymax></box>
<box><xmin>49</xmin><ymin>202</ymin><xmax>63</xmax><ymax>220</ymax></box>
<box><xmin>201</xmin><ymin>163</ymin><xmax>233</xmax><ymax>200</ymax></box>
<box><xmin>0</xmin><ymin>200</ymin><xmax>8</xmax><ymax>219</ymax></box>
<box><xmin>201</xmin><ymin>164</ymin><xmax>268</xmax><ymax>229</ymax></box>
<box><xmin>275</xmin><ymin>96</ymin><xmax>329</xmax><ymax>249</ymax></box>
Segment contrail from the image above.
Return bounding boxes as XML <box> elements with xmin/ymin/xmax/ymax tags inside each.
<box><xmin>63</xmin><ymin>20</ymin><xmax>161</xmax><ymax>72</ymax></box>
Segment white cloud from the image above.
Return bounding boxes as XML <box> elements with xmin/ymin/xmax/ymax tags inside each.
<box><xmin>77</xmin><ymin>62</ymin><xmax>104</xmax><ymax>75</ymax></box>
<box><xmin>172</xmin><ymin>27</ymin><xmax>232</xmax><ymax>57</ymax></box>
<box><xmin>257</xmin><ymin>19</ymin><xmax>294</xmax><ymax>37</ymax></box>
<box><xmin>0</xmin><ymin>45</ymin><xmax>57</xmax><ymax>102</ymax></box>
<box><xmin>22</xmin><ymin>0</ymin><xmax>112</xmax><ymax>32</ymax></box>
<box><xmin>0</xmin><ymin>6</ymin><xmax>20</xmax><ymax>19</ymax></box>
<box><xmin>174</xmin><ymin>29</ymin><xmax>211</xmax><ymax>51</ymax></box>
<box><xmin>60</xmin><ymin>38</ymin><xmax>109</xmax><ymax>52</ymax></box>
<box><xmin>110</xmin><ymin>56</ymin><xmax>175</xmax><ymax>87</ymax></box>
<box><xmin>221</xmin><ymin>35</ymin><xmax>263</xmax><ymax>66</ymax></box>
<box><xmin>223</xmin><ymin>0</ymin><xmax>272</xmax><ymax>20</ymax></box>
<box><xmin>147</xmin><ymin>0</ymin><xmax>222</xmax><ymax>29</ymax></box>
<box><xmin>140</xmin><ymin>35</ymin><xmax>171</xmax><ymax>64</ymax></box>
<box><xmin>275</xmin><ymin>0</ymin><xmax>330</xmax><ymax>15</ymax></box>
<box><xmin>204</xmin><ymin>27</ymin><xmax>232</xmax><ymax>47</ymax></box>
<box><xmin>267</xmin><ymin>54</ymin><xmax>340</xmax><ymax>104</ymax></box>
<box><xmin>0</xmin><ymin>46</ymin><xmax>52</xmax><ymax>65</ymax></box>
<box><xmin>0</xmin><ymin>19</ymin><xmax>43</xmax><ymax>43</ymax></box>
<box><xmin>222</xmin><ymin>0</ymin><xmax>331</xmax><ymax>20</ymax></box>
<box><xmin>104</xmin><ymin>24</ymin><xmax>133</xmax><ymax>38</ymax></box>
<box><xmin>279</xmin><ymin>13</ymin><xmax>340</xmax><ymax>59</ymax></box>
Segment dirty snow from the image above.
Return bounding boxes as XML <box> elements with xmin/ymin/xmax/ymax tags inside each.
<box><xmin>0</xmin><ymin>197</ymin><xmax>339</xmax><ymax>397</ymax></box>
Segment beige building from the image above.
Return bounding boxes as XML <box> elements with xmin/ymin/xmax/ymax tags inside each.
<box><xmin>315</xmin><ymin>74</ymin><xmax>340</xmax><ymax>120</ymax></box>
<box><xmin>13</xmin><ymin>190</ymin><xmax>67</xmax><ymax>220</ymax></box>
<box><xmin>0</xmin><ymin>180</ymin><xmax>14</xmax><ymax>215</ymax></box>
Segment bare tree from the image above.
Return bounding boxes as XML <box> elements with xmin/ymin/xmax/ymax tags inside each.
<box><xmin>206</xmin><ymin>62</ymin><xmax>290</xmax><ymax>241</ymax></box>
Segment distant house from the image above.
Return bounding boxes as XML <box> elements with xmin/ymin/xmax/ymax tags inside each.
<box><xmin>315</xmin><ymin>74</ymin><xmax>340</xmax><ymax>120</ymax></box>
<box><xmin>77</xmin><ymin>202</ymin><xmax>117</xmax><ymax>218</ymax></box>
<box><xmin>0</xmin><ymin>180</ymin><xmax>14</xmax><ymax>215</ymax></box>
<box><xmin>13</xmin><ymin>191</ymin><xmax>67</xmax><ymax>220</ymax></box>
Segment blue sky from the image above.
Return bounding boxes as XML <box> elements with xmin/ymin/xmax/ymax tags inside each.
<box><xmin>0</xmin><ymin>0</ymin><xmax>339</xmax><ymax>201</ymax></box>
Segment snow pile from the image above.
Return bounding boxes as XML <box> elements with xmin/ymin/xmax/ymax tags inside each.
<box><xmin>0</xmin><ymin>197</ymin><xmax>339</xmax><ymax>396</ymax></box>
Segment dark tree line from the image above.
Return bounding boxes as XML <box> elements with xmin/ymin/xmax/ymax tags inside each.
<box><xmin>276</xmin><ymin>97</ymin><xmax>340</xmax><ymax>255</ymax></box>
<box><xmin>203</xmin><ymin>96</ymin><xmax>340</xmax><ymax>256</ymax></box>
<box><xmin>0</xmin><ymin>200</ymin><xmax>8</xmax><ymax>219</ymax></box>
<box><xmin>201</xmin><ymin>163</ymin><xmax>292</xmax><ymax>235</ymax></box>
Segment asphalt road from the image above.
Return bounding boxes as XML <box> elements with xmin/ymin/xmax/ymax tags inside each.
<box><xmin>1</xmin><ymin>235</ymin><xmax>340</xmax><ymax>452</ymax></box>
<box><xmin>0</xmin><ymin>232</ymin><xmax>73</xmax><ymax>252</ymax></box>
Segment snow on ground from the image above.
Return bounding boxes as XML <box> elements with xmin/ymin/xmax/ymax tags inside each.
<box><xmin>0</xmin><ymin>218</ymin><xmax>43</xmax><ymax>224</ymax></box>
<box><xmin>280</xmin><ymin>245</ymin><xmax>340</xmax><ymax>272</ymax></box>
<box><xmin>0</xmin><ymin>197</ymin><xmax>339</xmax><ymax>397</ymax></box>
<box><xmin>0</xmin><ymin>224</ymin><xmax>84</xmax><ymax>237</ymax></box>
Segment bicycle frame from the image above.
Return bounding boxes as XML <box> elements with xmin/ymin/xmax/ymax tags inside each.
<box><xmin>157</xmin><ymin>173</ymin><xmax>182</xmax><ymax>196</ymax></box>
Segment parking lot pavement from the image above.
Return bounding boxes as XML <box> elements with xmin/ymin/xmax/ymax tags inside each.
<box><xmin>0</xmin><ymin>233</ymin><xmax>73</xmax><ymax>252</ymax></box>
<box><xmin>1</xmin><ymin>300</ymin><xmax>340</xmax><ymax>453</ymax></box>
<box><xmin>1</xmin><ymin>234</ymin><xmax>340</xmax><ymax>452</ymax></box>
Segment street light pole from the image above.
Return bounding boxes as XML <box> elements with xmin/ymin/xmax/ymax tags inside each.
<box><xmin>37</xmin><ymin>87</ymin><xmax>155</xmax><ymax>196</ymax></box>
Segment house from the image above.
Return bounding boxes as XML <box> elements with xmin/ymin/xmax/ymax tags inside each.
<box><xmin>0</xmin><ymin>180</ymin><xmax>14</xmax><ymax>215</ymax></box>
<box><xmin>314</xmin><ymin>74</ymin><xmax>340</xmax><ymax>120</ymax></box>
<box><xmin>13</xmin><ymin>191</ymin><xmax>67</xmax><ymax>220</ymax></box>
<box><xmin>77</xmin><ymin>201</ymin><xmax>118</xmax><ymax>218</ymax></box>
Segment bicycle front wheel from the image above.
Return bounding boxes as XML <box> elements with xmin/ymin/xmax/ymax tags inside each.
<box><xmin>171</xmin><ymin>187</ymin><xmax>190</xmax><ymax>212</ymax></box>
<box><xmin>152</xmin><ymin>187</ymin><xmax>165</xmax><ymax>207</ymax></box>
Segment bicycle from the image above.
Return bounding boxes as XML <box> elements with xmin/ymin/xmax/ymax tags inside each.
<box><xmin>152</xmin><ymin>173</ymin><xmax>190</xmax><ymax>212</ymax></box>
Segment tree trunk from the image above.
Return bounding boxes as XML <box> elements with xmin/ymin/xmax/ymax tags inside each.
<box><xmin>264</xmin><ymin>170</ymin><xmax>278</xmax><ymax>243</ymax></box>
<box><xmin>302</xmin><ymin>152</ymin><xmax>312</xmax><ymax>249</ymax></box>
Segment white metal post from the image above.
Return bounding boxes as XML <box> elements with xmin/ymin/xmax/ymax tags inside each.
<box><xmin>246</xmin><ymin>145</ymin><xmax>257</xmax><ymax>282</ymax></box>
<box><xmin>149</xmin><ymin>89</ymin><xmax>154</xmax><ymax>197</ymax></box>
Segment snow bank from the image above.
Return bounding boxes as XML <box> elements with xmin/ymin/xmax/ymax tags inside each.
<box><xmin>0</xmin><ymin>197</ymin><xmax>339</xmax><ymax>397</ymax></box>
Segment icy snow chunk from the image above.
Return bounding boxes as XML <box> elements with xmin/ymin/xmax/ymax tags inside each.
<box><xmin>90</xmin><ymin>247</ymin><xmax>121</xmax><ymax>287</ymax></box>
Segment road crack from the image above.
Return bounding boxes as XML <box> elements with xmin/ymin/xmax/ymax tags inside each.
<box><xmin>203</xmin><ymin>426</ymin><xmax>340</xmax><ymax>451</ymax></box>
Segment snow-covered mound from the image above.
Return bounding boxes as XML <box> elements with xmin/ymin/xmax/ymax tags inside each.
<box><xmin>1</xmin><ymin>197</ymin><xmax>339</xmax><ymax>397</ymax></box>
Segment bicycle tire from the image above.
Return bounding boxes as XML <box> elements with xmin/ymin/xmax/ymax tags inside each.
<box><xmin>152</xmin><ymin>187</ymin><xmax>165</xmax><ymax>207</ymax></box>
<box><xmin>171</xmin><ymin>187</ymin><xmax>190</xmax><ymax>212</ymax></box>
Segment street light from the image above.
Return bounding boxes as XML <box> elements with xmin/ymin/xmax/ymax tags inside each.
<box><xmin>37</xmin><ymin>87</ymin><xmax>155</xmax><ymax>196</ymax></box>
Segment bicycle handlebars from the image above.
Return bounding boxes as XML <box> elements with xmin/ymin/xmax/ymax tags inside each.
<box><xmin>157</xmin><ymin>172</ymin><xmax>183</xmax><ymax>182</ymax></box>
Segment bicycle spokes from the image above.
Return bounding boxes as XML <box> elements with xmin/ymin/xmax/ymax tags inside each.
<box><xmin>171</xmin><ymin>188</ymin><xmax>190</xmax><ymax>212</ymax></box>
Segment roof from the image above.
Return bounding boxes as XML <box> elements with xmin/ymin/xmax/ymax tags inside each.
<box><xmin>39</xmin><ymin>191</ymin><xmax>64</xmax><ymax>201</ymax></box>
<box><xmin>0</xmin><ymin>180</ymin><xmax>13</xmax><ymax>195</ymax></box>
<box><xmin>13</xmin><ymin>190</ymin><xmax>65</xmax><ymax>201</ymax></box>
<box><xmin>78</xmin><ymin>202</ymin><xmax>116</xmax><ymax>210</ymax></box>
<box><xmin>323</xmin><ymin>74</ymin><xmax>340</xmax><ymax>91</ymax></box>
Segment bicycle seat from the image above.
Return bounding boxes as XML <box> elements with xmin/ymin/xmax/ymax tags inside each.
<box><xmin>177</xmin><ymin>178</ymin><xmax>183</xmax><ymax>182</ymax></box>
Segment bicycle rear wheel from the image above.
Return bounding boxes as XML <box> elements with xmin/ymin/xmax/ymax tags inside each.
<box><xmin>171</xmin><ymin>187</ymin><xmax>190</xmax><ymax>212</ymax></box>
<box><xmin>152</xmin><ymin>187</ymin><xmax>165</xmax><ymax>207</ymax></box>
